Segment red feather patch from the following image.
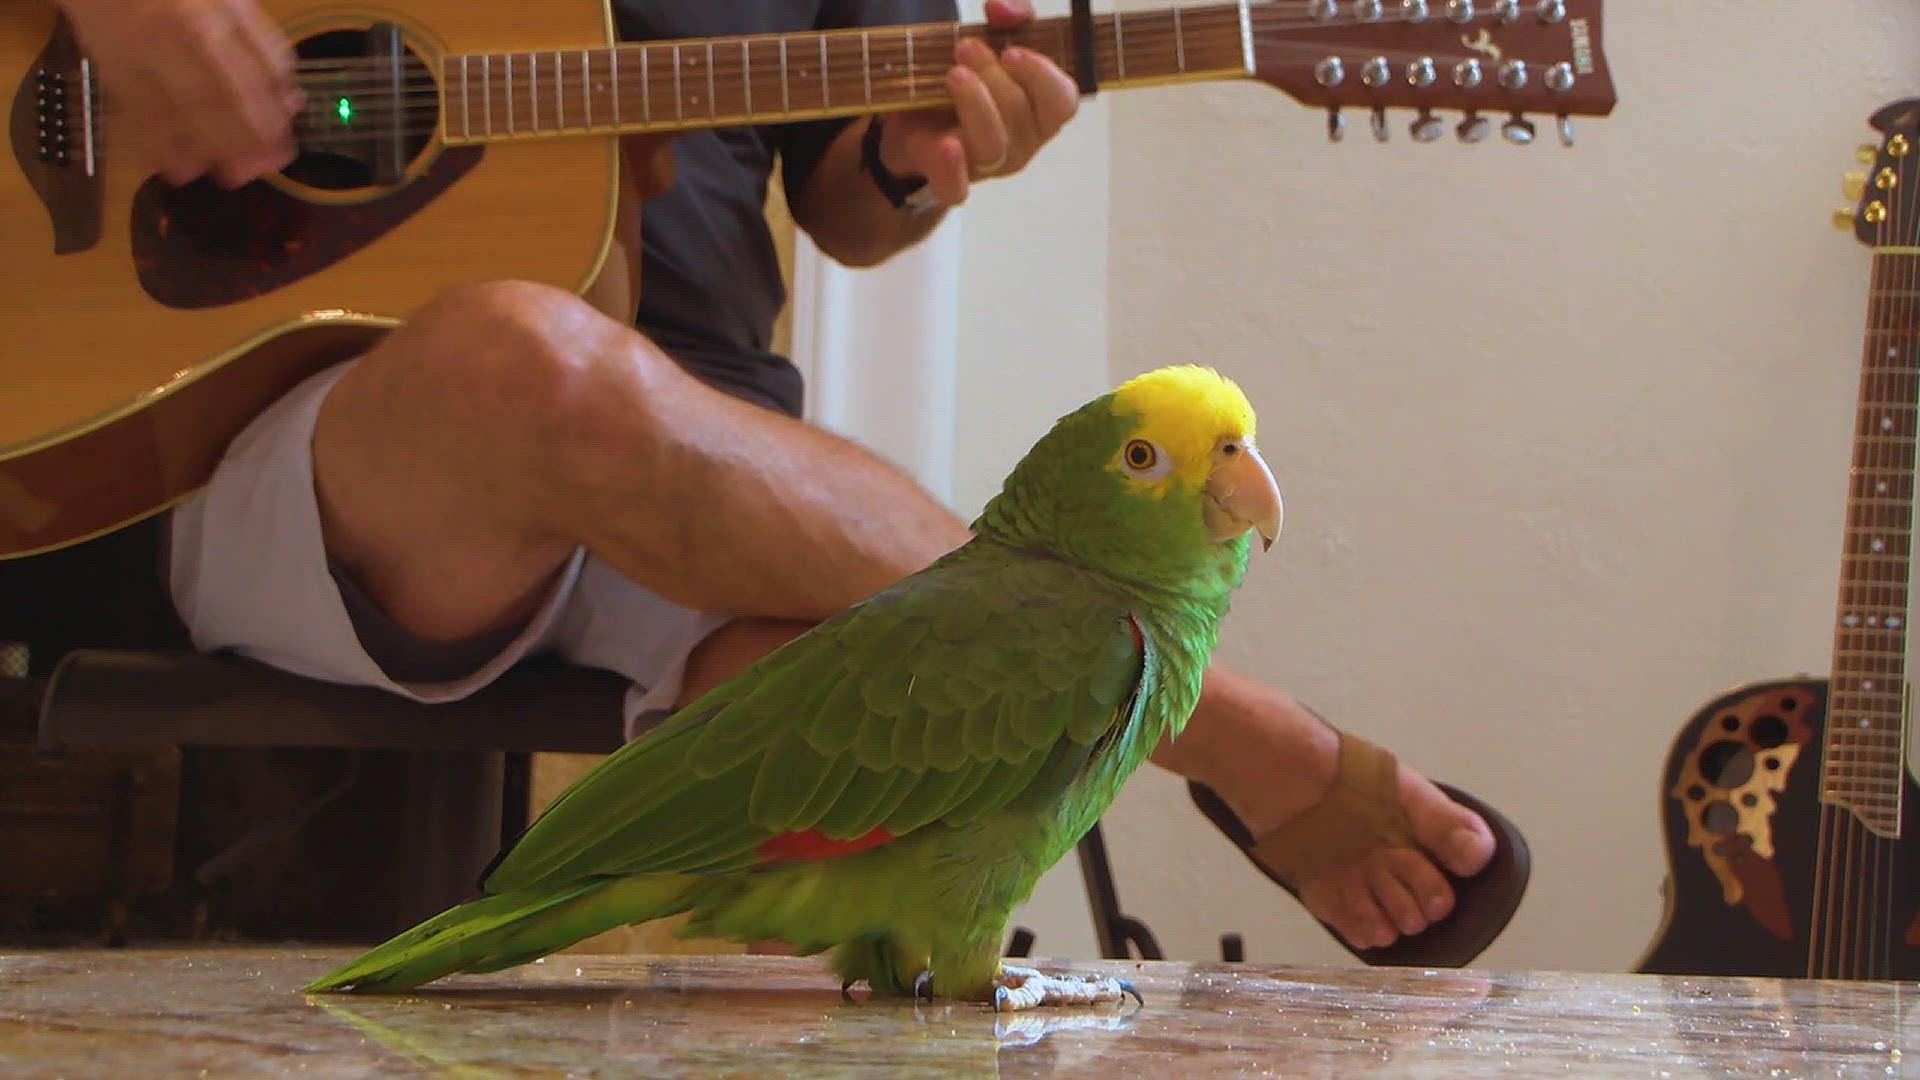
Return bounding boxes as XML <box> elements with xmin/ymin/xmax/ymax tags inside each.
<box><xmin>757</xmin><ymin>827</ymin><xmax>894</xmax><ymax>863</ymax></box>
<box><xmin>1127</xmin><ymin>613</ymin><xmax>1143</xmax><ymax>653</ymax></box>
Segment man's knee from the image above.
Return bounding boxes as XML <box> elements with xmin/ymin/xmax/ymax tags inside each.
<box><xmin>376</xmin><ymin>279</ymin><xmax>676</xmax><ymax>460</ymax></box>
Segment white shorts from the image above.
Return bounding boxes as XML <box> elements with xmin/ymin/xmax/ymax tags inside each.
<box><xmin>165</xmin><ymin>360</ymin><xmax>729</xmax><ymax>739</ymax></box>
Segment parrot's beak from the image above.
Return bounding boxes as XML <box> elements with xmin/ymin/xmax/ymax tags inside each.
<box><xmin>1204</xmin><ymin>441</ymin><xmax>1283</xmax><ymax>550</ymax></box>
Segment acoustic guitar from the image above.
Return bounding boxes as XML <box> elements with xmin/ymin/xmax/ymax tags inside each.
<box><xmin>0</xmin><ymin>0</ymin><xmax>1614</xmax><ymax>559</ymax></box>
<box><xmin>1636</xmin><ymin>99</ymin><xmax>1920</xmax><ymax>981</ymax></box>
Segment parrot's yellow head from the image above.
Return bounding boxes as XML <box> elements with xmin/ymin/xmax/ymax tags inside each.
<box><xmin>1107</xmin><ymin>365</ymin><xmax>1282</xmax><ymax>550</ymax></box>
<box><xmin>975</xmin><ymin>364</ymin><xmax>1283</xmax><ymax>598</ymax></box>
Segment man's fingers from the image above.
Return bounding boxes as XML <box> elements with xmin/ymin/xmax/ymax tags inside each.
<box><xmin>945</xmin><ymin>46</ymin><xmax>1009</xmax><ymax>175</ymax></box>
<box><xmin>903</xmin><ymin>130</ymin><xmax>970</xmax><ymax>206</ymax></box>
<box><xmin>1002</xmin><ymin>46</ymin><xmax>1079</xmax><ymax>145</ymax></box>
<box><xmin>982</xmin><ymin>0</ymin><xmax>1037</xmax><ymax>28</ymax></box>
<box><xmin>959</xmin><ymin>43</ymin><xmax>1040</xmax><ymax>174</ymax></box>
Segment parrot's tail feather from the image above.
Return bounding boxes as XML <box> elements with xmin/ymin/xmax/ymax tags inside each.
<box><xmin>301</xmin><ymin>875</ymin><xmax>699</xmax><ymax>994</ymax></box>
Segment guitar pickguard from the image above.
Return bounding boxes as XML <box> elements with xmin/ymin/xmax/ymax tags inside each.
<box><xmin>1668</xmin><ymin>683</ymin><xmax>1816</xmax><ymax>937</ymax></box>
<box><xmin>128</xmin><ymin>146</ymin><xmax>484</xmax><ymax>310</ymax></box>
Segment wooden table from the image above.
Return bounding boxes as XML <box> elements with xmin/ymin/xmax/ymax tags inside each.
<box><xmin>0</xmin><ymin>949</ymin><xmax>1913</xmax><ymax>1077</ymax></box>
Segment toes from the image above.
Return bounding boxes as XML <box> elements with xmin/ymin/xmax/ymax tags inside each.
<box><xmin>1369</xmin><ymin>857</ymin><xmax>1431</xmax><ymax>938</ymax></box>
<box><xmin>1116</xmin><ymin>979</ymin><xmax>1144</xmax><ymax>1008</ymax></box>
<box><xmin>914</xmin><ymin>970</ymin><xmax>935</xmax><ymax>1002</ymax></box>
<box><xmin>1387</xmin><ymin>845</ymin><xmax>1455</xmax><ymax>923</ymax></box>
<box><xmin>1401</xmin><ymin>766</ymin><xmax>1496</xmax><ymax>877</ymax></box>
<box><xmin>1308</xmin><ymin>877</ymin><xmax>1395</xmax><ymax>949</ymax></box>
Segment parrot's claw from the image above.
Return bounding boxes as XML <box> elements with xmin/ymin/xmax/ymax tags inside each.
<box><xmin>913</xmin><ymin>969</ymin><xmax>936</xmax><ymax>1003</ymax></box>
<box><xmin>841</xmin><ymin>977</ymin><xmax>858</xmax><ymax>1003</ymax></box>
<box><xmin>990</xmin><ymin>964</ymin><xmax>1145</xmax><ymax>1013</ymax></box>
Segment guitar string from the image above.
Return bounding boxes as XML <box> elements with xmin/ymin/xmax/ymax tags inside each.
<box><xmin>1817</xmin><ymin>180</ymin><xmax>1882</xmax><ymax>979</ymax></box>
<box><xmin>1868</xmin><ymin>168</ymin><xmax>1912</xmax><ymax>979</ymax></box>
<box><xmin>279</xmin><ymin>40</ymin><xmax>1523</xmax><ymax>144</ymax></box>
<box><xmin>275</xmin><ymin>0</ymin><xmax>1488</xmax><ymax>74</ymax></box>
<box><xmin>1859</xmin><ymin>170</ymin><xmax>1910</xmax><ymax>980</ymax></box>
<box><xmin>1830</xmin><ymin>173</ymin><xmax>1913</xmax><ymax>980</ymax></box>
<box><xmin>280</xmin><ymin>25</ymin><xmax>1478</xmax><ymax>104</ymax></box>
<box><xmin>271</xmin><ymin>4</ymin><xmax>1532</xmax><ymax>101</ymax></box>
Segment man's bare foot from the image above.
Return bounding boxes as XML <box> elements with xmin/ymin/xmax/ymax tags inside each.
<box><xmin>1154</xmin><ymin>665</ymin><xmax>1497</xmax><ymax>951</ymax></box>
<box><xmin>1289</xmin><ymin>757</ymin><xmax>1497</xmax><ymax>949</ymax></box>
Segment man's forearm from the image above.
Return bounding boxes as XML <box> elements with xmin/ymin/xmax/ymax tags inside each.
<box><xmin>1153</xmin><ymin>662</ymin><xmax>1340</xmax><ymax>836</ymax></box>
<box><xmin>791</xmin><ymin>115</ymin><xmax>949</xmax><ymax>268</ymax></box>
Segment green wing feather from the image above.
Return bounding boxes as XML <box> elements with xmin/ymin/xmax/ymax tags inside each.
<box><xmin>480</xmin><ymin>541</ymin><xmax>1144</xmax><ymax>894</ymax></box>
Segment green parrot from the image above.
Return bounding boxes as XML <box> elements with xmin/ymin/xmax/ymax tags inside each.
<box><xmin>303</xmin><ymin>363</ymin><xmax>1284</xmax><ymax>1011</ymax></box>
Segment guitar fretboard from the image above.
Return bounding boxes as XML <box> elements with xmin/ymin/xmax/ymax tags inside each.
<box><xmin>435</xmin><ymin>6</ymin><xmax>1252</xmax><ymax>144</ymax></box>
<box><xmin>1826</xmin><ymin>248</ymin><xmax>1920</xmax><ymax>836</ymax></box>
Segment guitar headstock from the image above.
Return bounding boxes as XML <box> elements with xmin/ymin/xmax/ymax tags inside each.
<box><xmin>1251</xmin><ymin>0</ymin><xmax>1616</xmax><ymax>146</ymax></box>
<box><xmin>1834</xmin><ymin>100</ymin><xmax>1920</xmax><ymax>248</ymax></box>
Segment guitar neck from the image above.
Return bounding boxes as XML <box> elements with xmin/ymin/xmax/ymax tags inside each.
<box><xmin>432</xmin><ymin>6</ymin><xmax>1253</xmax><ymax>145</ymax></box>
<box><xmin>1825</xmin><ymin>246</ymin><xmax>1920</xmax><ymax>836</ymax></box>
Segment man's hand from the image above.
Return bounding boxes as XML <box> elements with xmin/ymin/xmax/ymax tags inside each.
<box><xmin>876</xmin><ymin>0</ymin><xmax>1079</xmax><ymax>207</ymax></box>
<box><xmin>62</xmin><ymin>0</ymin><xmax>302</xmax><ymax>188</ymax></box>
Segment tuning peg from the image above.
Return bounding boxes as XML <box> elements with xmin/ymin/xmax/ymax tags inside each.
<box><xmin>1501</xmin><ymin>114</ymin><xmax>1536</xmax><ymax>145</ymax></box>
<box><xmin>1833</xmin><ymin>206</ymin><xmax>1857</xmax><ymax>231</ymax></box>
<box><xmin>1410</xmin><ymin>109</ymin><xmax>1445</xmax><ymax>142</ymax></box>
<box><xmin>1844</xmin><ymin>170</ymin><xmax>1867</xmax><ymax>201</ymax></box>
<box><xmin>1858</xmin><ymin>143</ymin><xmax>1879</xmax><ymax>164</ymax></box>
<box><xmin>1371</xmin><ymin>108</ymin><xmax>1389</xmax><ymax>142</ymax></box>
<box><xmin>1327</xmin><ymin>107</ymin><xmax>1344</xmax><ymax>142</ymax></box>
<box><xmin>1456</xmin><ymin>111</ymin><xmax>1491</xmax><ymax>143</ymax></box>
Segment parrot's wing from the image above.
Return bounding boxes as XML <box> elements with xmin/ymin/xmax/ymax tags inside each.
<box><xmin>480</xmin><ymin>548</ymin><xmax>1151</xmax><ymax>893</ymax></box>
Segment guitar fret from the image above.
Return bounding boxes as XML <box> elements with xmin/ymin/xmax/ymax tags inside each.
<box><xmin>439</xmin><ymin>8</ymin><xmax>1381</xmax><ymax>143</ymax></box>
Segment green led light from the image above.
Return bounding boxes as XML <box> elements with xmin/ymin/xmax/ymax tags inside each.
<box><xmin>335</xmin><ymin>97</ymin><xmax>353</xmax><ymax>124</ymax></box>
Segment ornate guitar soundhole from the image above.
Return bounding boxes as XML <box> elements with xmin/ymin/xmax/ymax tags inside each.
<box><xmin>128</xmin><ymin>147</ymin><xmax>482</xmax><ymax>310</ymax></box>
<box><xmin>1670</xmin><ymin>686</ymin><xmax>1816</xmax><ymax>939</ymax></box>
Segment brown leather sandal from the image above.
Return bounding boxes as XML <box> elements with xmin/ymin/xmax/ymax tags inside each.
<box><xmin>1188</xmin><ymin>728</ymin><xmax>1530</xmax><ymax>968</ymax></box>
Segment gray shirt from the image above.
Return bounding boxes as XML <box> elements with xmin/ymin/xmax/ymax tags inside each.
<box><xmin>612</xmin><ymin>2</ymin><xmax>958</xmax><ymax>416</ymax></box>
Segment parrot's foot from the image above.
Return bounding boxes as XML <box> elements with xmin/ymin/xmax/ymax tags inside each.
<box><xmin>991</xmin><ymin>964</ymin><xmax>1143</xmax><ymax>1013</ymax></box>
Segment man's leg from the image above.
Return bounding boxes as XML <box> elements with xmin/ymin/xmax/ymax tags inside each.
<box><xmin>311</xmin><ymin>279</ymin><xmax>970</xmax><ymax>646</ymax></box>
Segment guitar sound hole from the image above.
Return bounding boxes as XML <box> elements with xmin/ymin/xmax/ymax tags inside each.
<box><xmin>285</xmin><ymin>27</ymin><xmax>435</xmax><ymax>191</ymax></box>
<box><xmin>1749</xmin><ymin>714</ymin><xmax>1788</xmax><ymax>749</ymax></box>
<box><xmin>1701</xmin><ymin>800</ymin><xmax>1740</xmax><ymax>834</ymax></box>
<box><xmin>1698</xmin><ymin>740</ymin><xmax>1755</xmax><ymax>789</ymax></box>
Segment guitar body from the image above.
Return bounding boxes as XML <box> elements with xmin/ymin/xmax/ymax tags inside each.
<box><xmin>0</xmin><ymin>0</ymin><xmax>629</xmax><ymax>558</ymax></box>
<box><xmin>1636</xmin><ymin>677</ymin><xmax>1920</xmax><ymax>979</ymax></box>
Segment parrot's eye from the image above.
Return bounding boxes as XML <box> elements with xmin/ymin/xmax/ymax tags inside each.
<box><xmin>1120</xmin><ymin>439</ymin><xmax>1173</xmax><ymax>480</ymax></box>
